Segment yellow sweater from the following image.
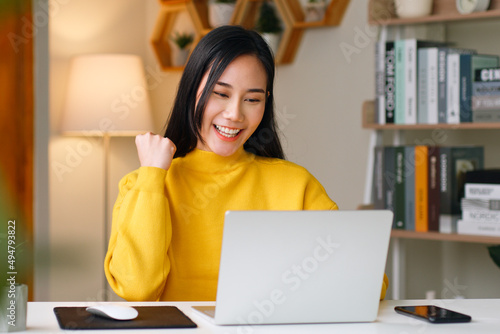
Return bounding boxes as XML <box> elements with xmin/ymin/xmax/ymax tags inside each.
<box><xmin>104</xmin><ymin>148</ymin><xmax>386</xmax><ymax>301</ymax></box>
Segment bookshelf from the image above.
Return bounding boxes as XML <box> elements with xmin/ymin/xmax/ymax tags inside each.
<box><xmin>151</xmin><ymin>0</ymin><xmax>351</xmax><ymax>70</ymax></box>
<box><xmin>366</xmin><ymin>0</ymin><xmax>500</xmax><ymax>300</ymax></box>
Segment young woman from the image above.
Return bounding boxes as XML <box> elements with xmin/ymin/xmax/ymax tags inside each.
<box><xmin>104</xmin><ymin>26</ymin><xmax>385</xmax><ymax>302</ymax></box>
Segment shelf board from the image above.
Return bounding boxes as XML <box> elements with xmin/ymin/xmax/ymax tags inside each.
<box><xmin>369</xmin><ymin>0</ymin><xmax>500</xmax><ymax>26</ymax></box>
<box><xmin>391</xmin><ymin>229</ymin><xmax>500</xmax><ymax>244</ymax></box>
<box><xmin>362</xmin><ymin>100</ymin><xmax>500</xmax><ymax>130</ymax></box>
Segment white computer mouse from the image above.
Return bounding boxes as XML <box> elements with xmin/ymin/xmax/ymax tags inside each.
<box><xmin>86</xmin><ymin>304</ymin><xmax>138</xmax><ymax>321</ymax></box>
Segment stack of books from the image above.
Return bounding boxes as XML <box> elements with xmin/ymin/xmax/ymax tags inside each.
<box><xmin>458</xmin><ymin>170</ymin><xmax>500</xmax><ymax>236</ymax></box>
<box><xmin>372</xmin><ymin>145</ymin><xmax>484</xmax><ymax>233</ymax></box>
<box><xmin>374</xmin><ymin>38</ymin><xmax>500</xmax><ymax>124</ymax></box>
<box><xmin>472</xmin><ymin>68</ymin><xmax>500</xmax><ymax>122</ymax></box>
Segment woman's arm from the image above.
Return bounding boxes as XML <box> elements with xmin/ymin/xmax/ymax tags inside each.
<box><xmin>104</xmin><ymin>167</ymin><xmax>171</xmax><ymax>301</ymax></box>
<box><xmin>104</xmin><ymin>133</ymin><xmax>176</xmax><ymax>301</ymax></box>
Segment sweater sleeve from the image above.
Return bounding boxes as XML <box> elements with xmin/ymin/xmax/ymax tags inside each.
<box><xmin>104</xmin><ymin>167</ymin><xmax>171</xmax><ymax>301</ymax></box>
<box><xmin>302</xmin><ymin>173</ymin><xmax>339</xmax><ymax>210</ymax></box>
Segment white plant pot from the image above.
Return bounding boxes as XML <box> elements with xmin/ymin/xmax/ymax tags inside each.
<box><xmin>305</xmin><ymin>2</ymin><xmax>327</xmax><ymax>22</ymax></box>
<box><xmin>395</xmin><ymin>0</ymin><xmax>433</xmax><ymax>18</ymax></box>
<box><xmin>208</xmin><ymin>3</ymin><xmax>236</xmax><ymax>28</ymax></box>
<box><xmin>171</xmin><ymin>47</ymin><xmax>190</xmax><ymax>67</ymax></box>
<box><xmin>262</xmin><ymin>33</ymin><xmax>281</xmax><ymax>56</ymax></box>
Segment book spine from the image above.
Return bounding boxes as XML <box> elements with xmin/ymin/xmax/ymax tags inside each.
<box><xmin>385</xmin><ymin>42</ymin><xmax>396</xmax><ymax>124</ymax></box>
<box><xmin>415</xmin><ymin>145</ymin><xmax>429</xmax><ymax>232</ymax></box>
<box><xmin>394</xmin><ymin>146</ymin><xmax>406</xmax><ymax>229</ymax></box>
<box><xmin>417</xmin><ymin>48</ymin><xmax>428</xmax><ymax>124</ymax></box>
<box><xmin>438</xmin><ymin>48</ymin><xmax>448</xmax><ymax>123</ymax></box>
<box><xmin>404</xmin><ymin>146</ymin><xmax>415</xmax><ymax>231</ymax></box>
<box><xmin>475</xmin><ymin>67</ymin><xmax>500</xmax><ymax>82</ymax></box>
<box><xmin>428</xmin><ymin>146</ymin><xmax>440</xmax><ymax>231</ymax></box>
<box><xmin>427</xmin><ymin>48</ymin><xmax>439</xmax><ymax>124</ymax></box>
<box><xmin>450</xmin><ymin>147</ymin><xmax>485</xmax><ymax>214</ymax></box>
<box><xmin>462</xmin><ymin>210</ymin><xmax>500</xmax><ymax>223</ymax></box>
<box><xmin>472</xmin><ymin>81</ymin><xmax>500</xmax><ymax>96</ymax></box>
<box><xmin>405</xmin><ymin>39</ymin><xmax>417</xmax><ymax>124</ymax></box>
<box><xmin>439</xmin><ymin>147</ymin><xmax>452</xmax><ymax>215</ymax></box>
<box><xmin>384</xmin><ymin>146</ymin><xmax>396</xmax><ymax>227</ymax></box>
<box><xmin>465</xmin><ymin>183</ymin><xmax>500</xmax><ymax>199</ymax></box>
<box><xmin>375</xmin><ymin>41</ymin><xmax>386</xmax><ymax>124</ymax></box>
<box><xmin>457</xmin><ymin>219</ymin><xmax>500</xmax><ymax>236</ymax></box>
<box><xmin>395</xmin><ymin>40</ymin><xmax>406</xmax><ymax>124</ymax></box>
<box><xmin>459</xmin><ymin>54</ymin><xmax>473</xmax><ymax>123</ymax></box>
<box><xmin>373</xmin><ymin>146</ymin><xmax>385</xmax><ymax>209</ymax></box>
<box><xmin>447</xmin><ymin>53</ymin><xmax>460</xmax><ymax>124</ymax></box>
<box><xmin>473</xmin><ymin>110</ymin><xmax>500</xmax><ymax>122</ymax></box>
<box><xmin>472</xmin><ymin>95</ymin><xmax>500</xmax><ymax>110</ymax></box>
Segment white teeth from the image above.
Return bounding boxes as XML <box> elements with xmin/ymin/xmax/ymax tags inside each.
<box><xmin>215</xmin><ymin>125</ymin><xmax>241</xmax><ymax>138</ymax></box>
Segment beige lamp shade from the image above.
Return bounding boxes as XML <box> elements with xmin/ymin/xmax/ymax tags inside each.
<box><xmin>61</xmin><ymin>54</ymin><xmax>154</xmax><ymax>136</ymax></box>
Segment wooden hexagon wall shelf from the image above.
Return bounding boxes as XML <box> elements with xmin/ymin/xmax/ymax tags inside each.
<box><xmin>151</xmin><ymin>0</ymin><xmax>351</xmax><ymax>70</ymax></box>
<box><xmin>151</xmin><ymin>0</ymin><xmax>205</xmax><ymax>70</ymax></box>
<box><xmin>232</xmin><ymin>0</ymin><xmax>303</xmax><ymax>64</ymax></box>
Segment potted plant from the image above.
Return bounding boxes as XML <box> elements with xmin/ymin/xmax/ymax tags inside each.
<box><xmin>304</xmin><ymin>0</ymin><xmax>327</xmax><ymax>22</ymax></box>
<box><xmin>208</xmin><ymin>0</ymin><xmax>237</xmax><ymax>28</ymax></box>
<box><xmin>255</xmin><ymin>1</ymin><xmax>283</xmax><ymax>55</ymax></box>
<box><xmin>170</xmin><ymin>31</ymin><xmax>194</xmax><ymax>67</ymax></box>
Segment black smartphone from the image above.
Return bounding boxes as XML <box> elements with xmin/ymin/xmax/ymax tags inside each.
<box><xmin>394</xmin><ymin>305</ymin><xmax>471</xmax><ymax>323</ymax></box>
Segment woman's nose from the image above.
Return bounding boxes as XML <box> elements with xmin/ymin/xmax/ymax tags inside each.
<box><xmin>222</xmin><ymin>100</ymin><xmax>244</xmax><ymax>122</ymax></box>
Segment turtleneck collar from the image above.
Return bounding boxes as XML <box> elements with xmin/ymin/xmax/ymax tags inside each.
<box><xmin>177</xmin><ymin>147</ymin><xmax>255</xmax><ymax>173</ymax></box>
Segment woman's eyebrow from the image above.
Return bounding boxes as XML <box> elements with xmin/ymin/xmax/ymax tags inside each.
<box><xmin>216</xmin><ymin>81</ymin><xmax>266</xmax><ymax>94</ymax></box>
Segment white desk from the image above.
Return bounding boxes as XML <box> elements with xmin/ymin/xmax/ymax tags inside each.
<box><xmin>25</xmin><ymin>299</ymin><xmax>500</xmax><ymax>333</ymax></box>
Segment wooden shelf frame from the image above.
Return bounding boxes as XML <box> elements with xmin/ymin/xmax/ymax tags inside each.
<box><xmin>151</xmin><ymin>0</ymin><xmax>352</xmax><ymax>70</ymax></box>
<box><xmin>369</xmin><ymin>0</ymin><xmax>500</xmax><ymax>26</ymax></box>
<box><xmin>391</xmin><ymin>229</ymin><xmax>500</xmax><ymax>244</ymax></box>
<box><xmin>362</xmin><ymin>100</ymin><xmax>500</xmax><ymax>130</ymax></box>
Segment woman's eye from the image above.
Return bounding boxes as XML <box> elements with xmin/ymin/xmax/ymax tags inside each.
<box><xmin>214</xmin><ymin>91</ymin><xmax>228</xmax><ymax>98</ymax></box>
<box><xmin>246</xmin><ymin>98</ymin><xmax>261</xmax><ymax>103</ymax></box>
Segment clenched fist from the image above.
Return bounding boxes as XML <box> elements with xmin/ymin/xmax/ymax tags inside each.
<box><xmin>135</xmin><ymin>132</ymin><xmax>176</xmax><ymax>170</ymax></box>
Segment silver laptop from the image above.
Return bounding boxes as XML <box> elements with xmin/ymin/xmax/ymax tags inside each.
<box><xmin>193</xmin><ymin>210</ymin><xmax>393</xmax><ymax>325</ymax></box>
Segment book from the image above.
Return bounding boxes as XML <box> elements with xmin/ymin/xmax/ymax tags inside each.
<box><xmin>385</xmin><ymin>41</ymin><xmax>396</xmax><ymax>124</ymax></box>
<box><xmin>394</xmin><ymin>146</ymin><xmax>406</xmax><ymax>229</ymax></box>
<box><xmin>473</xmin><ymin>109</ymin><xmax>500</xmax><ymax>122</ymax></box>
<box><xmin>465</xmin><ymin>169</ymin><xmax>500</xmax><ymax>184</ymax></box>
<box><xmin>384</xmin><ymin>146</ymin><xmax>396</xmax><ymax>226</ymax></box>
<box><xmin>428</xmin><ymin>146</ymin><xmax>440</xmax><ymax>231</ymax></box>
<box><xmin>404</xmin><ymin>146</ymin><xmax>415</xmax><ymax>231</ymax></box>
<box><xmin>437</xmin><ymin>47</ymin><xmax>448</xmax><ymax>123</ymax></box>
<box><xmin>447</xmin><ymin>53</ymin><xmax>460</xmax><ymax>123</ymax></box>
<box><xmin>418</xmin><ymin>48</ymin><xmax>439</xmax><ymax>124</ymax></box>
<box><xmin>459</xmin><ymin>54</ymin><xmax>500</xmax><ymax>122</ymax></box>
<box><xmin>457</xmin><ymin>219</ymin><xmax>500</xmax><ymax>236</ymax></box>
<box><xmin>375</xmin><ymin>41</ymin><xmax>386</xmax><ymax>124</ymax></box>
<box><xmin>395</xmin><ymin>39</ymin><xmax>445</xmax><ymax>125</ymax></box>
<box><xmin>415</xmin><ymin>145</ymin><xmax>429</xmax><ymax>232</ymax></box>
<box><xmin>439</xmin><ymin>146</ymin><xmax>484</xmax><ymax>232</ymax></box>
<box><xmin>472</xmin><ymin>95</ymin><xmax>500</xmax><ymax>110</ymax></box>
<box><xmin>462</xmin><ymin>198</ymin><xmax>500</xmax><ymax>211</ymax></box>
<box><xmin>472</xmin><ymin>81</ymin><xmax>500</xmax><ymax>96</ymax></box>
<box><xmin>446</xmin><ymin>49</ymin><xmax>478</xmax><ymax>123</ymax></box>
<box><xmin>465</xmin><ymin>184</ymin><xmax>500</xmax><ymax>199</ymax></box>
<box><xmin>475</xmin><ymin>67</ymin><xmax>500</xmax><ymax>82</ymax></box>
<box><xmin>372</xmin><ymin>146</ymin><xmax>385</xmax><ymax>209</ymax></box>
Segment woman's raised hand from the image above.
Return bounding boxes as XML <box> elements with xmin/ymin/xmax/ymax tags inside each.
<box><xmin>135</xmin><ymin>132</ymin><xmax>176</xmax><ymax>170</ymax></box>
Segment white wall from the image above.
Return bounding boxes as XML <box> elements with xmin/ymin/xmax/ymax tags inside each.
<box><xmin>46</xmin><ymin>0</ymin><xmax>500</xmax><ymax>301</ymax></box>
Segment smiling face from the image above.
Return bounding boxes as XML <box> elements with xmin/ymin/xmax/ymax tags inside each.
<box><xmin>195</xmin><ymin>54</ymin><xmax>268</xmax><ymax>157</ymax></box>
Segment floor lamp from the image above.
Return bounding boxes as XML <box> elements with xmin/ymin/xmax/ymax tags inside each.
<box><xmin>60</xmin><ymin>54</ymin><xmax>154</xmax><ymax>300</ymax></box>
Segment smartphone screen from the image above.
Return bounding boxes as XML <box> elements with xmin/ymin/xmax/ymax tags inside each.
<box><xmin>394</xmin><ymin>305</ymin><xmax>471</xmax><ymax>323</ymax></box>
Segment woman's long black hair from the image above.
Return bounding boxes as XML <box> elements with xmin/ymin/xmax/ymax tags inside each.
<box><xmin>163</xmin><ymin>25</ymin><xmax>284</xmax><ymax>159</ymax></box>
